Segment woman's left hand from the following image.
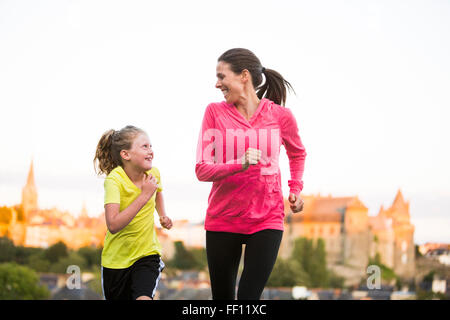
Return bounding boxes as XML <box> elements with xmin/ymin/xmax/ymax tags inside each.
<box><xmin>288</xmin><ymin>193</ymin><xmax>304</xmax><ymax>213</ymax></box>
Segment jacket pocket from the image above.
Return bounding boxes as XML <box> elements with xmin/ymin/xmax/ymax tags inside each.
<box><xmin>245</xmin><ymin>174</ymin><xmax>283</xmax><ymax>221</ymax></box>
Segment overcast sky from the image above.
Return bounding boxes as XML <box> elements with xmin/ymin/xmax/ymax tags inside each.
<box><xmin>0</xmin><ymin>0</ymin><xmax>449</xmax><ymax>244</ymax></box>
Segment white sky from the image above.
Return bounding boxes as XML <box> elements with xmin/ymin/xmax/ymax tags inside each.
<box><xmin>0</xmin><ymin>0</ymin><xmax>449</xmax><ymax>244</ymax></box>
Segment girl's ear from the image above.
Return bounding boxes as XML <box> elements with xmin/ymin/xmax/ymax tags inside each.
<box><xmin>120</xmin><ymin>150</ymin><xmax>130</xmax><ymax>161</ymax></box>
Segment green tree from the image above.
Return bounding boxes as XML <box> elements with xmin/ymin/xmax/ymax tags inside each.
<box><xmin>44</xmin><ymin>241</ymin><xmax>68</xmax><ymax>263</ymax></box>
<box><xmin>291</xmin><ymin>237</ymin><xmax>314</xmax><ymax>276</ymax></box>
<box><xmin>309</xmin><ymin>238</ymin><xmax>329</xmax><ymax>288</ymax></box>
<box><xmin>49</xmin><ymin>251</ymin><xmax>88</xmax><ymax>274</ymax></box>
<box><xmin>27</xmin><ymin>252</ymin><xmax>51</xmax><ymax>273</ymax></box>
<box><xmin>190</xmin><ymin>247</ymin><xmax>207</xmax><ymax>270</ymax></box>
<box><xmin>290</xmin><ymin>237</ymin><xmax>340</xmax><ymax>289</ymax></box>
<box><xmin>0</xmin><ymin>263</ymin><xmax>50</xmax><ymax>299</ymax></box>
<box><xmin>15</xmin><ymin>246</ymin><xmax>44</xmax><ymax>265</ymax></box>
<box><xmin>170</xmin><ymin>241</ymin><xmax>198</xmax><ymax>270</ymax></box>
<box><xmin>267</xmin><ymin>258</ymin><xmax>310</xmax><ymax>287</ymax></box>
<box><xmin>77</xmin><ymin>246</ymin><xmax>102</xmax><ymax>269</ymax></box>
<box><xmin>86</xmin><ymin>265</ymin><xmax>103</xmax><ymax>297</ymax></box>
<box><xmin>0</xmin><ymin>237</ymin><xmax>16</xmax><ymax>263</ymax></box>
<box><xmin>368</xmin><ymin>252</ymin><xmax>397</xmax><ymax>283</ymax></box>
<box><xmin>328</xmin><ymin>270</ymin><xmax>345</xmax><ymax>289</ymax></box>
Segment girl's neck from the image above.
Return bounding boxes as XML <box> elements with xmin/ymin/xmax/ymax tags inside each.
<box><xmin>235</xmin><ymin>91</ymin><xmax>261</xmax><ymax>121</ymax></box>
<box><xmin>122</xmin><ymin>164</ymin><xmax>145</xmax><ymax>184</ymax></box>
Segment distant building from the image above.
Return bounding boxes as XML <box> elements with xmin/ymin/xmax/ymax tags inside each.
<box><xmin>280</xmin><ymin>190</ymin><xmax>415</xmax><ymax>286</ymax></box>
<box><xmin>419</xmin><ymin>243</ymin><xmax>450</xmax><ymax>265</ymax></box>
<box><xmin>419</xmin><ymin>243</ymin><xmax>450</xmax><ymax>255</ymax></box>
<box><xmin>424</xmin><ymin>248</ymin><xmax>450</xmax><ymax>266</ymax></box>
<box><xmin>0</xmin><ymin>160</ymin><xmax>106</xmax><ymax>249</ymax></box>
<box><xmin>167</xmin><ymin>220</ymin><xmax>205</xmax><ymax>248</ymax></box>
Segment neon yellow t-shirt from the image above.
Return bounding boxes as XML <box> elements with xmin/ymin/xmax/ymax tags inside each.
<box><xmin>101</xmin><ymin>166</ymin><xmax>163</xmax><ymax>269</ymax></box>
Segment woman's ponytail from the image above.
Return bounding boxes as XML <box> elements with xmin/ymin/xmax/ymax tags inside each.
<box><xmin>218</xmin><ymin>48</ymin><xmax>294</xmax><ymax>106</ymax></box>
<box><xmin>257</xmin><ymin>67</ymin><xmax>294</xmax><ymax>106</ymax></box>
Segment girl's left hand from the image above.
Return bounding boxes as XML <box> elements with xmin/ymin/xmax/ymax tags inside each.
<box><xmin>288</xmin><ymin>193</ymin><xmax>304</xmax><ymax>213</ymax></box>
<box><xmin>160</xmin><ymin>215</ymin><xmax>173</xmax><ymax>230</ymax></box>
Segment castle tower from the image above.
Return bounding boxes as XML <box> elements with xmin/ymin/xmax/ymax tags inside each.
<box><xmin>371</xmin><ymin>189</ymin><xmax>415</xmax><ymax>279</ymax></box>
<box><xmin>389</xmin><ymin>189</ymin><xmax>415</xmax><ymax>279</ymax></box>
<box><xmin>21</xmin><ymin>159</ymin><xmax>38</xmax><ymax>221</ymax></box>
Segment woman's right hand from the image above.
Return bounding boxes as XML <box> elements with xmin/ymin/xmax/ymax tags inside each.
<box><xmin>289</xmin><ymin>193</ymin><xmax>304</xmax><ymax>213</ymax></box>
<box><xmin>242</xmin><ymin>148</ymin><xmax>262</xmax><ymax>170</ymax></box>
<box><xmin>141</xmin><ymin>173</ymin><xmax>158</xmax><ymax>199</ymax></box>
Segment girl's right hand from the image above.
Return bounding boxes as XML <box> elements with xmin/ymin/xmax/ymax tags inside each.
<box><xmin>141</xmin><ymin>173</ymin><xmax>158</xmax><ymax>199</ymax></box>
<box><xmin>242</xmin><ymin>148</ymin><xmax>261</xmax><ymax>170</ymax></box>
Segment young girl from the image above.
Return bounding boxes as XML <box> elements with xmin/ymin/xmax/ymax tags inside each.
<box><xmin>94</xmin><ymin>125</ymin><xmax>172</xmax><ymax>300</ymax></box>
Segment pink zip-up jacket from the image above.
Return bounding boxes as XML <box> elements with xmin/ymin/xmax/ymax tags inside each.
<box><xmin>195</xmin><ymin>98</ymin><xmax>306</xmax><ymax>234</ymax></box>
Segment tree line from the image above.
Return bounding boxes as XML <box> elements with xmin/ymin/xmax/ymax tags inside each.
<box><xmin>0</xmin><ymin>236</ymin><xmax>349</xmax><ymax>299</ymax></box>
<box><xmin>0</xmin><ymin>237</ymin><xmax>102</xmax><ymax>299</ymax></box>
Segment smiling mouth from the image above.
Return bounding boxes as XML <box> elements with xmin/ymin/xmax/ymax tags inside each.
<box><xmin>221</xmin><ymin>89</ymin><xmax>229</xmax><ymax>97</ymax></box>
<box><xmin>145</xmin><ymin>156</ymin><xmax>153</xmax><ymax>161</ymax></box>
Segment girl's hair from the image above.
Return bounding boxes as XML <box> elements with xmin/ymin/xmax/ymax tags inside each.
<box><xmin>94</xmin><ymin>125</ymin><xmax>146</xmax><ymax>175</ymax></box>
<box><xmin>218</xmin><ymin>48</ymin><xmax>295</xmax><ymax>106</ymax></box>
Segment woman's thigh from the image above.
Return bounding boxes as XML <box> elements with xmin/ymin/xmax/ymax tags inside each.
<box><xmin>206</xmin><ymin>231</ymin><xmax>244</xmax><ymax>300</ymax></box>
<box><xmin>238</xmin><ymin>229</ymin><xmax>283</xmax><ymax>300</ymax></box>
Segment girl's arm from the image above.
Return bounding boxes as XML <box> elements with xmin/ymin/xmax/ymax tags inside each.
<box><xmin>195</xmin><ymin>104</ymin><xmax>245</xmax><ymax>182</ymax></box>
<box><xmin>155</xmin><ymin>191</ymin><xmax>167</xmax><ymax>217</ymax></box>
<box><xmin>155</xmin><ymin>192</ymin><xmax>172</xmax><ymax>229</ymax></box>
<box><xmin>105</xmin><ymin>174</ymin><xmax>158</xmax><ymax>234</ymax></box>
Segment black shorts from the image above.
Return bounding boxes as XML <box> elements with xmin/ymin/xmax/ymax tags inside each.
<box><xmin>101</xmin><ymin>254</ymin><xmax>165</xmax><ymax>300</ymax></box>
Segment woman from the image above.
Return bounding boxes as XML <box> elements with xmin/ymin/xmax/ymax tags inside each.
<box><xmin>195</xmin><ymin>48</ymin><xmax>307</xmax><ymax>300</ymax></box>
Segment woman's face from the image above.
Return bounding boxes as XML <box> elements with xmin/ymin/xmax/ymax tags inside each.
<box><xmin>215</xmin><ymin>61</ymin><xmax>244</xmax><ymax>104</ymax></box>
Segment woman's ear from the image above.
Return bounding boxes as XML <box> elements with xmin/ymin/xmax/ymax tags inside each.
<box><xmin>241</xmin><ymin>69</ymin><xmax>250</xmax><ymax>83</ymax></box>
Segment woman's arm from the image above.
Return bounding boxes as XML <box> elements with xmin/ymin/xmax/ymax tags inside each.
<box><xmin>195</xmin><ymin>163</ymin><xmax>244</xmax><ymax>182</ymax></box>
<box><xmin>281</xmin><ymin>108</ymin><xmax>307</xmax><ymax>196</ymax></box>
<box><xmin>195</xmin><ymin>103</ymin><xmax>245</xmax><ymax>182</ymax></box>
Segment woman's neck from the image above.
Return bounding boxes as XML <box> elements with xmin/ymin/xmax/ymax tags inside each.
<box><xmin>235</xmin><ymin>92</ymin><xmax>261</xmax><ymax>121</ymax></box>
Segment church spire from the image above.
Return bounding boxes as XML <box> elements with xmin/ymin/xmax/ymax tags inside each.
<box><xmin>392</xmin><ymin>189</ymin><xmax>405</xmax><ymax>207</ymax></box>
<box><xmin>26</xmin><ymin>159</ymin><xmax>35</xmax><ymax>187</ymax></box>
<box><xmin>22</xmin><ymin>159</ymin><xmax>38</xmax><ymax>220</ymax></box>
<box><xmin>389</xmin><ymin>188</ymin><xmax>410</xmax><ymax>223</ymax></box>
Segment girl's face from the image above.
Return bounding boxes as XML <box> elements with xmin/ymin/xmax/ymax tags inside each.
<box><xmin>121</xmin><ymin>133</ymin><xmax>154</xmax><ymax>171</ymax></box>
<box><xmin>215</xmin><ymin>61</ymin><xmax>245</xmax><ymax>104</ymax></box>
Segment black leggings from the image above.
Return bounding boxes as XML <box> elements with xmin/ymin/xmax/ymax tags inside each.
<box><xmin>206</xmin><ymin>229</ymin><xmax>283</xmax><ymax>300</ymax></box>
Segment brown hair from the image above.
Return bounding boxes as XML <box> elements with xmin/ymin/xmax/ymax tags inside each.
<box><xmin>218</xmin><ymin>48</ymin><xmax>295</xmax><ymax>106</ymax></box>
<box><xmin>93</xmin><ymin>125</ymin><xmax>145</xmax><ymax>175</ymax></box>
